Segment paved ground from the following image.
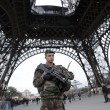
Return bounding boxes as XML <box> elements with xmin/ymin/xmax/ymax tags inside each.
<box><xmin>14</xmin><ymin>94</ymin><xmax>110</xmax><ymax>110</ymax></box>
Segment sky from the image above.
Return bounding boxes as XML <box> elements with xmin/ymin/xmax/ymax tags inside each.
<box><xmin>8</xmin><ymin>53</ymin><xmax>88</xmax><ymax>94</ymax></box>
<box><xmin>35</xmin><ymin>0</ymin><xmax>62</xmax><ymax>6</ymax></box>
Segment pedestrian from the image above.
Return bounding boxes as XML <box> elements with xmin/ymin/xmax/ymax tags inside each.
<box><xmin>10</xmin><ymin>98</ymin><xmax>14</xmax><ymax>110</ymax></box>
<box><xmin>92</xmin><ymin>90</ymin><xmax>95</xmax><ymax>95</ymax></box>
<box><xmin>68</xmin><ymin>93</ymin><xmax>72</xmax><ymax>103</ymax></box>
<box><xmin>88</xmin><ymin>90</ymin><xmax>91</xmax><ymax>97</ymax></box>
<box><xmin>78</xmin><ymin>91</ymin><xmax>81</xmax><ymax>100</ymax></box>
<box><xmin>36</xmin><ymin>97</ymin><xmax>39</xmax><ymax>105</ymax></box>
<box><xmin>102</xmin><ymin>83</ymin><xmax>110</xmax><ymax>103</ymax></box>
<box><xmin>25</xmin><ymin>99</ymin><xmax>29</xmax><ymax>106</ymax></box>
<box><xmin>33</xmin><ymin>50</ymin><xmax>74</xmax><ymax>110</ymax></box>
<box><xmin>71</xmin><ymin>92</ymin><xmax>75</xmax><ymax>101</ymax></box>
<box><xmin>63</xmin><ymin>94</ymin><xmax>67</xmax><ymax>104</ymax></box>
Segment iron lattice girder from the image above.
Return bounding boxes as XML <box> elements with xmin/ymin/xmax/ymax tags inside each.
<box><xmin>1</xmin><ymin>38</ymin><xmax>96</xmax><ymax>88</ymax></box>
<box><xmin>28</xmin><ymin>15</ymin><xmax>74</xmax><ymax>39</ymax></box>
<box><xmin>8</xmin><ymin>45</ymin><xmax>94</xmax><ymax>87</ymax></box>
<box><xmin>1</xmin><ymin>0</ymin><xmax>110</xmax><ymax>95</ymax></box>
<box><xmin>0</xmin><ymin>0</ymin><xmax>20</xmax><ymax>38</ymax></box>
<box><xmin>12</xmin><ymin>39</ymin><xmax>83</xmax><ymax>71</ymax></box>
<box><xmin>72</xmin><ymin>0</ymin><xmax>110</xmax><ymax>38</ymax></box>
<box><xmin>0</xmin><ymin>37</ymin><xmax>95</xmax><ymax>92</ymax></box>
<box><xmin>89</xmin><ymin>16</ymin><xmax>110</xmax><ymax>75</ymax></box>
<box><xmin>1</xmin><ymin>0</ymin><xmax>110</xmax><ymax>39</ymax></box>
<box><xmin>97</xmin><ymin>17</ymin><xmax>110</xmax><ymax>59</ymax></box>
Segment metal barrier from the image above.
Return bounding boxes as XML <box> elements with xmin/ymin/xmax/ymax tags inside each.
<box><xmin>0</xmin><ymin>101</ymin><xmax>11</xmax><ymax>110</ymax></box>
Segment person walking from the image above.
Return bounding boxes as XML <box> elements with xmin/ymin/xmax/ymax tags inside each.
<box><xmin>102</xmin><ymin>83</ymin><xmax>110</xmax><ymax>103</ymax></box>
<box><xmin>78</xmin><ymin>91</ymin><xmax>81</xmax><ymax>100</ymax></box>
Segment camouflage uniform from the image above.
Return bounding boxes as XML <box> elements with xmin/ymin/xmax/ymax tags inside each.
<box><xmin>33</xmin><ymin>64</ymin><xmax>74</xmax><ymax>110</ymax></box>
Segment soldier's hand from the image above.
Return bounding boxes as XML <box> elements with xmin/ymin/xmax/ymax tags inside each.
<box><xmin>68</xmin><ymin>71</ymin><xmax>74</xmax><ymax>80</ymax></box>
<box><xmin>43</xmin><ymin>73</ymin><xmax>54</xmax><ymax>81</ymax></box>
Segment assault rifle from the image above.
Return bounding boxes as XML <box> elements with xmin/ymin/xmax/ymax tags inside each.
<box><xmin>37</xmin><ymin>63</ymin><xmax>70</xmax><ymax>83</ymax></box>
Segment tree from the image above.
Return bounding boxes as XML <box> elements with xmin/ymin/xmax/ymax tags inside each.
<box><xmin>6</xmin><ymin>86</ymin><xmax>22</xmax><ymax>98</ymax></box>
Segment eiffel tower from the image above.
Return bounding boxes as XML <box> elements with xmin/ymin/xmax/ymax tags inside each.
<box><xmin>0</xmin><ymin>0</ymin><xmax>110</xmax><ymax>97</ymax></box>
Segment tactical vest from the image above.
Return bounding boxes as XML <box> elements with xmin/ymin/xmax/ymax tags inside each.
<box><xmin>36</xmin><ymin>64</ymin><xmax>71</xmax><ymax>99</ymax></box>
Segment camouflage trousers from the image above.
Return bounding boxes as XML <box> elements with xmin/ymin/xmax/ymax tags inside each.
<box><xmin>40</xmin><ymin>99</ymin><xmax>65</xmax><ymax>110</ymax></box>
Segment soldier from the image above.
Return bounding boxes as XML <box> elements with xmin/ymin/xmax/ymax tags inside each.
<box><xmin>33</xmin><ymin>50</ymin><xmax>74</xmax><ymax>110</ymax></box>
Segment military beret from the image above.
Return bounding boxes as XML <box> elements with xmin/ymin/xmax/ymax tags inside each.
<box><xmin>45</xmin><ymin>50</ymin><xmax>55</xmax><ymax>54</ymax></box>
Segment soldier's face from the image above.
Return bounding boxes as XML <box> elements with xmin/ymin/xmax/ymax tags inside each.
<box><xmin>45</xmin><ymin>53</ymin><xmax>54</xmax><ymax>63</ymax></box>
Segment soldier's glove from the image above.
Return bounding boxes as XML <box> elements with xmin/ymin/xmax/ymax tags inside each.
<box><xmin>55</xmin><ymin>79</ymin><xmax>71</xmax><ymax>92</ymax></box>
<box><xmin>54</xmin><ymin>79</ymin><xmax>65</xmax><ymax>88</ymax></box>
<box><xmin>43</xmin><ymin>73</ymin><xmax>54</xmax><ymax>81</ymax></box>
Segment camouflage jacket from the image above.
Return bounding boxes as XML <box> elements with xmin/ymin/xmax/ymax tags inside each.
<box><xmin>33</xmin><ymin>64</ymin><xmax>74</xmax><ymax>99</ymax></box>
